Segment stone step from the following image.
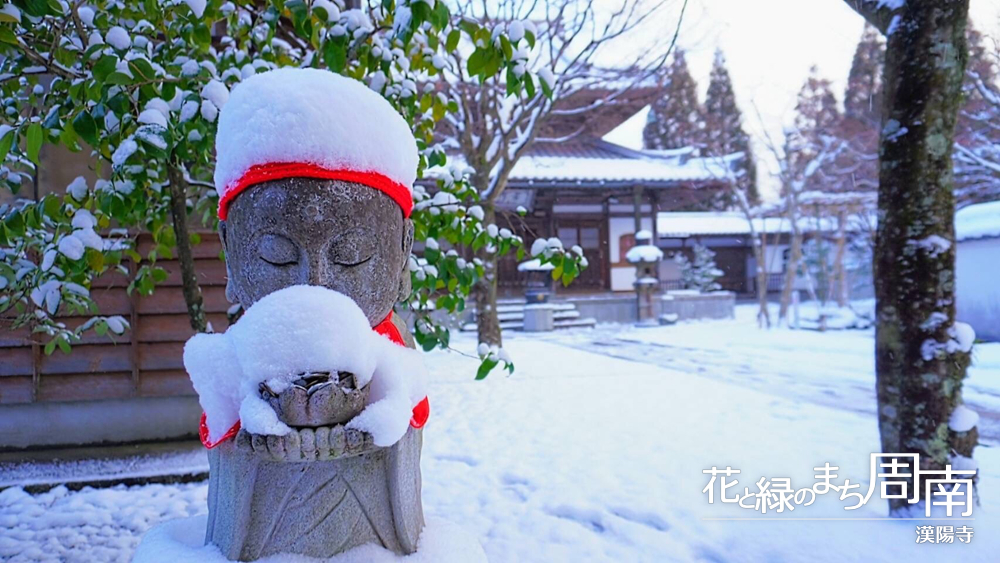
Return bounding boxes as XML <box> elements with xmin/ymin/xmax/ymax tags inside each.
<box><xmin>495</xmin><ymin>302</ymin><xmax>575</xmax><ymax>314</ymax></box>
<box><xmin>460</xmin><ymin>315</ymin><xmax>596</xmax><ymax>332</ymax></box>
<box><xmin>497</xmin><ymin>309</ymin><xmax>581</xmax><ymax>322</ymax></box>
<box><xmin>554</xmin><ymin>317</ymin><xmax>598</xmax><ymax>329</ymax></box>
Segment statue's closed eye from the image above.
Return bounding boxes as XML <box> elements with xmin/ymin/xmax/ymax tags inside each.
<box><xmin>258</xmin><ymin>233</ymin><xmax>298</xmax><ymax>266</ymax></box>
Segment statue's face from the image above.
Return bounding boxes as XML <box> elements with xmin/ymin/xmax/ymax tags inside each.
<box><xmin>221</xmin><ymin>178</ymin><xmax>413</xmax><ymax>325</ymax></box>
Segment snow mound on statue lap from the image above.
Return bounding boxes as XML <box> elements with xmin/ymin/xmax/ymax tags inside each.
<box><xmin>213</xmin><ymin>68</ymin><xmax>418</xmax><ymax>196</ymax></box>
<box><xmin>134</xmin><ymin>515</ymin><xmax>486</xmax><ymax>563</ymax></box>
<box><xmin>184</xmin><ymin>285</ymin><xmax>426</xmax><ymax>446</ymax></box>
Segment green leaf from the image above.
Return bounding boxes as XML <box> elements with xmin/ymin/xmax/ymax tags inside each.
<box><xmin>57</xmin><ymin>336</ymin><xmax>71</xmax><ymax>354</ymax></box>
<box><xmin>0</xmin><ymin>127</ymin><xmax>14</xmax><ymax>161</ymax></box>
<box><xmin>26</xmin><ymin>123</ymin><xmax>43</xmax><ymax>165</ymax></box>
<box><xmin>105</xmin><ymin>72</ymin><xmax>133</xmax><ymax>86</ymax></box>
<box><xmin>446</xmin><ymin>29</ymin><xmax>460</xmax><ymax>52</ymax></box>
<box><xmin>193</xmin><ymin>23</ymin><xmax>212</xmax><ymax>50</ymax></box>
<box><xmin>92</xmin><ymin>55</ymin><xmax>117</xmax><ymax>82</ymax></box>
<box><xmin>44</xmin><ymin>339</ymin><xmax>56</xmax><ymax>355</ymax></box>
<box><xmin>0</xmin><ymin>12</ymin><xmax>18</xmax><ymax>23</ymax></box>
<box><xmin>5</xmin><ymin>209</ymin><xmax>24</xmax><ymax>236</ymax></box>
<box><xmin>324</xmin><ymin>37</ymin><xmax>347</xmax><ymax>73</ymax></box>
<box><xmin>0</xmin><ymin>26</ymin><xmax>17</xmax><ymax>45</ymax></box>
<box><xmin>466</xmin><ymin>49</ymin><xmax>485</xmax><ymax>76</ymax></box>
<box><xmin>72</xmin><ymin>110</ymin><xmax>99</xmax><ymax>147</ymax></box>
<box><xmin>20</xmin><ymin>0</ymin><xmax>51</xmax><ymax>18</ymax></box>
<box><xmin>476</xmin><ymin>357</ymin><xmax>498</xmax><ymax>380</ymax></box>
<box><xmin>551</xmin><ymin>264</ymin><xmax>563</xmax><ymax>281</ymax></box>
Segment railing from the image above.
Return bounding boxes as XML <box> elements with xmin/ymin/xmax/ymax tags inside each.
<box><xmin>751</xmin><ymin>273</ymin><xmax>785</xmax><ymax>293</ymax></box>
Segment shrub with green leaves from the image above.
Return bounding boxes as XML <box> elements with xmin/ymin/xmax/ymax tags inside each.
<box><xmin>0</xmin><ymin>0</ymin><xmax>583</xmax><ymax>377</ymax></box>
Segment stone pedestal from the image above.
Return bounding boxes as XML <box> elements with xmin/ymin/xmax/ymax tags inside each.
<box><xmin>522</xmin><ymin>304</ymin><xmax>554</xmax><ymax>332</ymax></box>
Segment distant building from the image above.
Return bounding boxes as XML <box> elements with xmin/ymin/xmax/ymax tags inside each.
<box><xmin>654</xmin><ymin>211</ymin><xmax>873</xmax><ymax>296</ymax></box>
<box><xmin>956</xmin><ymin>200</ymin><xmax>1000</xmax><ymax>342</ymax></box>
<box><xmin>442</xmin><ymin>138</ymin><xmax>741</xmax><ymax>294</ymax></box>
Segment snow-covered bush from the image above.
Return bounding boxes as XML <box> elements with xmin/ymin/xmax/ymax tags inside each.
<box><xmin>675</xmin><ymin>244</ymin><xmax>723</xmax><ymax>293</ymax></box>
<box><xmin>0</xmin><ymin>0</ymin><xmax>581</xmax><ymax>377</ymax></box>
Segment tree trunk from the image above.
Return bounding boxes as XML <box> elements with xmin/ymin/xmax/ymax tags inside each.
<box><xmin>752</xmin><ymin>236</ymin><xmax>771</xmax><ymax>329</ymax></box>
<box><xmin>846</xmin><ymin>0</ymin><xmax>975</xmax><ymax>513</ymax></box>
<box><xmin>778</xmin><ymin>221</ymin><xmax>803</xmax><ymax>323</ymax></box>
<box><xmin>832</xmin><ymin>210</ymin><xmax>848</xmax><ymax>307</ymax></box>
<box><xmin>166</xmin><ymin>165</ymin><xmax>208</xmax><ymax>333</ymax></box>
<box><xmin>475</xmin><ymin>205</ymin><xmax>502</xmax><ymax>347</ymax></box>
<box><xmin>733</xmin><ymin>187</ymin><xmax>770</xmax><ymax>328</ymax></box>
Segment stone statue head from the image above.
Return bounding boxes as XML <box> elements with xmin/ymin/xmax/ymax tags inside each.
<box><xmin>219</xmin><ymin>178</ymin><xmax>413</xmax><ymax>326</ymax></box>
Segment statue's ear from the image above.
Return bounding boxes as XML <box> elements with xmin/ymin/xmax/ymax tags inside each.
<box><xmin>398</xmin><ymin>219</ymin><xmax>414</xmax><ymax>301</ymax></box>
<box><xmin>219</xmin><ymin>221</ymin><xmax>237</xmax><ymax>303</ymax></box>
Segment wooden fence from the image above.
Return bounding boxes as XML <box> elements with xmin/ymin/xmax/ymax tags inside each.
<box><xmin>0</xmin><ymin>231</ymin><xmax>230</xmax><ymax>405</ymax></box>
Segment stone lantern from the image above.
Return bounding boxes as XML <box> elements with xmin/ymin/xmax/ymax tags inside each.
<box><xmin>518</xmin><ymin>258</ymin><xmax>555</xmax><ymax>331</ymax></box>
<box><xmin>625</xmin><ymin>230</ymin><xmax>663</xmax><ymax>326</ymax></box>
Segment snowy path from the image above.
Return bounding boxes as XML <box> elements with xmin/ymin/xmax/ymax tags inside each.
<box><xmin>542</xmin><ymin>306</ymin><xmax>1000</xmax><ymax>445</ymax></box>
<box><xmin>2</xmin><ymin>309</ymin><xmax>998</xmax><ymax>562</ymax></box>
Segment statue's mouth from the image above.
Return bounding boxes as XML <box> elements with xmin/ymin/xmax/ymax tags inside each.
<box><xmin>260</xmin><ymin>371</ymin><xmax>368</xmax><ymax>428</ymax></box>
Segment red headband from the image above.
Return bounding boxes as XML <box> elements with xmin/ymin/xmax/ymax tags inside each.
<box><xmin>217</xmin><ymin>162</ymin><xmax>415</xmax><ymax>221</ymax></box>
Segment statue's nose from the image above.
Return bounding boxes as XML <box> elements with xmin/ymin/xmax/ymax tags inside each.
<box><xmin>306</xmin><ymin>255</ymin><xmax>329</xmax><ymax>286</ymax></box>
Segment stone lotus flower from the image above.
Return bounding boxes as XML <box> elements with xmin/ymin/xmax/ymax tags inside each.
<box><xmin>260</xmin><ymin>371</ymin><xmax>369</xmax><ymax>428</ymax></box>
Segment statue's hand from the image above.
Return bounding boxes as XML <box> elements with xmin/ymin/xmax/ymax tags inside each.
<box><xmin>236</xmin><ymin>424</ymin><xmax>378</xmax><ymax>462</ymax></box>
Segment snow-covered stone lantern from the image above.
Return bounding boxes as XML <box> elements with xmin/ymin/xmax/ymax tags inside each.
<box><xmin>626</xmin><ymin>229</ymin><xmax>664</xmax><ymax>326</ymax></box>
<box><xmin>135</xmin><ymin>69</ymin><xmax>484</xmax><ymax>561</ymax></box>
<box><xmin>517</xmin><ymin>258</ymin><xmax>555</xmax><ymax>331</ymax></box>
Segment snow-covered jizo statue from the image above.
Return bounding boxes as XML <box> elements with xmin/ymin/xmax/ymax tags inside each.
<box><xmin>180</xmin><ymin>68</ymin><xmax>431</xmax><ymax>560</ymax></box>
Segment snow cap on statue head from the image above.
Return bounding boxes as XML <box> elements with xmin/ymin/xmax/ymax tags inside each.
<box><xmin>213</xmin><ymin>68</ymin><xmax>419</xmax><ymax>221</ymax></box>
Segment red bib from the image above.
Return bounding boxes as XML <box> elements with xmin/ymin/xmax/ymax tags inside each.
<box><xmin>200</xmin><ymin>311</ymin><xmax>429</xmax><ymax>449</ymax></box>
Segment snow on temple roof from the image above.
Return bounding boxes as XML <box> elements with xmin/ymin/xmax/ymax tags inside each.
<box><xmin>656</xmin><ymin>212</ymin><xmax>870</xmax><ymax>238</ymax></box>
<box><xmin>430</xmin><ymin>139</ymin><xmax>738</xmax><ymax>189</ymax></box>
<box><xmin>507</xmin><ymin>140</ymin><xmax>738</xmax><ymax>186</ymax></box>
<box><xmin>956</xmin><ymin>200</ymin><xmax>1000</xmax><ymax>242</ymax></box>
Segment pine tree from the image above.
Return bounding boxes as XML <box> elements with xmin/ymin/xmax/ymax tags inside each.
<box><xmin>788</xmin><ymin>68</ymin><xmax>843</xmax><ymax>194</ymax></box>
<box><xmin>844</xmin><ymin>23</ymin><xmax>884</xmax><ymax>125</ymax></box>
<box><xmin>676</xmin><ymin>244</ymin><xmax>723</xmax><ymax>293</ymax></box>
<box><xmin>643</xmin><ymin>49</ymin><xmax>704</xmax><ymax>151</ymax></box>
<box><xmin>838</xmin><ymin>24</ymin><xmax>884</xmax><ymax>197</ymax></box>
<box><xmin>703</xmin><ymin>49</ymin><xmax>759</xmax><ymax>204</ymax></box>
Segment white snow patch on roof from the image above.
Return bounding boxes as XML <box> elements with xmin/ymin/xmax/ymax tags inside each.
<box><xmin>956</xmin><ymin>200</ymin><xmax>1000</xmax><ymax>241</ymax></box>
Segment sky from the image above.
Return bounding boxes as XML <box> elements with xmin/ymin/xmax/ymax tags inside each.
<box><xmin>603</xmin><ymin>0</ymin><xmax>1000</xmax><ymax>201</ymax></box>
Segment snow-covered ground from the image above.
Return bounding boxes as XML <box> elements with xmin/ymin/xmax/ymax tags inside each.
<box><xmin>2</xmin><ymin>304</ymin><xmax>998</xmax><ymax>562</ymax></box>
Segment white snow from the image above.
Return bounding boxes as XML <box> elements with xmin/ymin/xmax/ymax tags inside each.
<box><xmin>625</xmin><ymin>244</ymin><xmax>663</xmax><ymax>264</ymax></box>
<box><xmin>956</xmin><ymin>200</ymin><xmax>1000</xmax><ymax>241</ymax></box>
<box><xmin>949</xmin><ymin>405</ymin><xmax>979</xmax><ymax>433</ymax></box>
<box><xmin>184</xmin><ymin>286</ymin><xmax>426</xmax><ymax>446</ymax></box>
<box><xmin>200</xmin><ymin>79</ymin><xmax>229</xmax><ymax>110</ymax></box>
<box><xmin>214</xmin><ymin>68</ymin><xmax>417</xmax><ymax>200</ymax></box>
<box><xmin>137</xmin><ymin>109</ymin><xmax>168</xmax><ymax>128</ymax></box>
<box><xmin>180</xmin><ymin>59</ymin><xmax>200</xmax><ymax>77</ymax></box>
<box><xmin>200</xmin><ymin>100</ymin><xmax>219</xmax><ymax>122</ymax></box>
<box><xmin>111</xmin><ymin>138</ymin><xmax>138</xmax><ymax>167</ymax></box>
<box><xmin>134</xmin><ymin>515</ymin><xmax>485</xmax><ymax>563</ymax></box>
<box><xmin>517</xmin><ymin>258</ymin><xmax>554</xmax><ymax>272</ymax></box>
<box><xmin>77</xmin><ymin>5</ymin><xmax>94</xmax><ymax>26</ymax></box>
<box><xmin>312</xmin><ymin>0</ymin><xmax>341</xmax><ymax>23</ymax></box>
<box><xmin>183</xmin><ymin>0</ymin><xmax>206</xmax><ymax>17</ymax></box>
<box><xmin>0</xmin><ymin>3</ymin><xmax>21</xmax><ymax>22</ymax></box>
<box><xmin>57</xmin><ymin>235</ymin><xmax>85</xmax><ymax>260</ymax></box>
<box><xmin>657</xmin><ymin>211</ymin><xmax>871</xmax><ymax>237</ymax></box>
<box><xmin>66</xmin><ymin>176</ymin><xmax>88</xmax><ymax>200</ymax></box>
<box><xmin>105</xmin><ymin>26</ymin><xmax>131</xmax><ymax>50</ymax></box>
<box><xmin>71</xmin><ymin>208</ymin><xmax>97</xmax><ymax>230</ymax></box>
<box><xmin>6</xmin><ymin>304</ymin><xmax>1000</xmax><ymax>562</ymax></box>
